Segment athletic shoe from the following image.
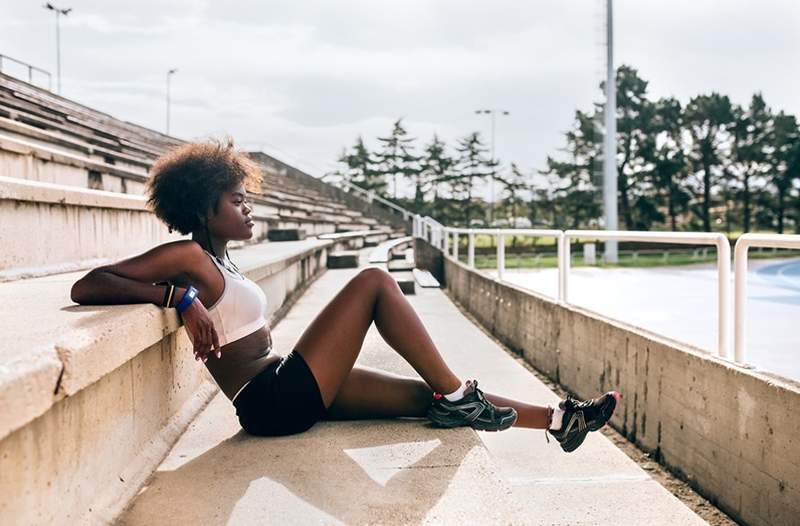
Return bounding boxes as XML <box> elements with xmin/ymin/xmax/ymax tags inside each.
<box><xmin>427</xmin><ymin>380</ymin><xmax>517</xmax><ymax>432</ymax></box>
<box><xmin>547</xmin><ymin>391</ymin><xmax>620</xmax><ymax>453</ymax></box>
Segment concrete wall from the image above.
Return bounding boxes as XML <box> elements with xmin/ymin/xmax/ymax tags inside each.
<box><xmin>0</xmin><ymin>331</ymin><xmax>214</xmax><ymax>525</ymax></box>
<box><xmin>417</xmin><ymin>238</ymin><xmax>800</xmax><ymax>526</ymax></box>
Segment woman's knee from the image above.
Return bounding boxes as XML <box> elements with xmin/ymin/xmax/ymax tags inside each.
<box><xmin>356</xmin><ymin>267</ymin><xmax>397</xmax><ymax>292</ymax></box>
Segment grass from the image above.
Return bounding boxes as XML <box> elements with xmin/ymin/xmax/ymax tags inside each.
<box><xmin>457</xmin><ymin>249</ymin><xmax>800</xmax><ymax>270</ymax></box>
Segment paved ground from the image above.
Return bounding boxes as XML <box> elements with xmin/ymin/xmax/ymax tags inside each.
<box><xmin>119</xmin><ymin>249</ymin><xmax>708</xmax><ymax>525</ymax></box>
<box><xmin>486</xmin><ymin>258</ymin><xmax>800</xmax><ymax>383</ymax></box>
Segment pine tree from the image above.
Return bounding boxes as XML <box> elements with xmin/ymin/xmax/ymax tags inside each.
<box><xmin>497</xmin><ymin>163</ymin><xmax>530</xmax><ymax>226</ymax></box>
<box><xmin>453</xmin><ymin>132</ymin><xmax>494</xmax><ymax>226</ymax></box>
<box><xmin>684</xmin><ymin>93</ymin><xmax>735</xmax><ymax>232</ymax></box>
<box><xmin>419</xmin><ymin>134</ymin><xmax>455</xmax><ymax>216</ymax></box>
<box><xmin>374</xmin><ymin>119</ymin><xmax>420</xmax><ymax>200</ymax></box>
<box><xmin>650</xmin><ymin>97</ymin><xmax>690</xmax><ymax>231</ymax></box>
<box><xmin>769</xmin><ymin>112</ymin><xmax>800</xmax><ymax>233</ymax></box>
<box><xmin>336</xmin><ymin>136</ymin><xmax>385</xmax><ymax>193</ymax></box>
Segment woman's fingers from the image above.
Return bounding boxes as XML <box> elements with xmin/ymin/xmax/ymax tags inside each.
<box><xmin>211</xmin><ymin>327</ymin><xmax>221</xmax><ymax>359</ymax></box>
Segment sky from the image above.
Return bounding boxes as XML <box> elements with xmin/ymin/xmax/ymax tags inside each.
<box><xmin>1</xmin><ymin>0</ymin><xmax>798</xmax><ymax>201</ymax></box>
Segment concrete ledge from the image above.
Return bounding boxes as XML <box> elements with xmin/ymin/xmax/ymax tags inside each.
<box><xmin>0</xmin><ymin>238</ymin><xmax>335</xmax><ymax>523</ymax></box>
<box><xmin>369</xmin><ymin>236</ymin><xmax>414</xmax><ymax>264</ymax></box>
<box><xmin>429</xmin><ymin>239</ymin><xmax>800</xmax><ymax>526</ymax></box>
<box><xmin>0</xmin><ymin>132</ymin><xmax>149</xmax><ymax>183</ymax></box>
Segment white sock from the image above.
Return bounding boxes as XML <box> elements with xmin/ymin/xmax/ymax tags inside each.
<box><xmin>549</xmin><ymin>408</ymin><xmax>565</xmax><ymax>430</ymax></box>
<box><xmin>443</xmin><ymin>379</ymin><xmax>470</xmax><ymax>401</ymax></box>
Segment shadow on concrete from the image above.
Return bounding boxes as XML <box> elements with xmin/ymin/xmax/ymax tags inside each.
<box><xmin>119</xmin><ymin>418</ymin><xmax>478</xmax><ymax>525</ymax></box>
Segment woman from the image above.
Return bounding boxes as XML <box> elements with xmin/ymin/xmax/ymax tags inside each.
<box><xmin>70</xmin><ymin>140</ymin><xmax>619</xmax><ymax>452</ymax></box>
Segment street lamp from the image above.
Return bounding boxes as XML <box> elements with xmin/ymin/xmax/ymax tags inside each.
<box><xmin>166</xmin><ymin>68</ymin><xmax>178</xmax><ymax>135</ymax></box>
<box><xmin>43</xmin><ymin>3</ymin><xmax>71</xmax><ymax>94</ymax></box>
<box><xmin>475</xmin><ymin>108</ymin><xmax>510</xmax><ymax>225</ymax></box>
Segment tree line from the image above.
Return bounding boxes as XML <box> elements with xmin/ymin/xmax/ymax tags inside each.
<box><xmin>329</xmin><ymin>65</ymin><xmax>800</xmax><ymax>234</ymax></box>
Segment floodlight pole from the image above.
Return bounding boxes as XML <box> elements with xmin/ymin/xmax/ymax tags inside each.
<box><xmin>603</xmin><ymin>0</ymin><xmax>619</xmax><ymax>262</ymax></box>
<box><xmin>166</xmin><ymin>68</ymin><xmax>177</xmax><ymax>135</ymax></box>
<box><xmin>475</xmin><ymin>108</ymin><xmax>510</xmax><ymax>226</ymax></box>
<box><xmin>44</xmin><ymin>3</ymin><xmax>71</xmax><ymax>94</ymax></box>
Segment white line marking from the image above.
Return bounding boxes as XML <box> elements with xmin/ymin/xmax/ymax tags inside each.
<box><xmin>508</xmin><ymin>473</ymin><xmax>653</xmax><ymax>486</ymax></box>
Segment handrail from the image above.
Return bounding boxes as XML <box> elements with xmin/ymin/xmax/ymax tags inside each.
<box><xmin>341</xmin><ymin>181</ymin><xmax>411</xmax><ymax>218</ymax></box>
<box><xmin>564</xmin><ymin>230</ymin><xmax>731</xmax><ymax>359</ymax></box>
<box><xmin>734</xmin><ymin>233</ymin><xmax>800</xmax><ymax>364</ymax></box>
<box><xmin>0</xmin><ymin>54</ymin><xmax>52</xmax><ymax>91</ymax></box>
<box><xmin>415</xmin><ymin>215</ymin><xmax>740</xmax><ymax>361</ymax></box>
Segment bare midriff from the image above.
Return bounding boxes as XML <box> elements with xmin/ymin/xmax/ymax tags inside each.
<box><xmin>203</xmin><ymin>325</ymin><xmax>283</xmax><ymax>400</ymax></box>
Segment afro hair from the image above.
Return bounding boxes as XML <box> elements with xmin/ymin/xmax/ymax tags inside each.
<box><xmin>145</xmin><ymin>139</ymin><xmax>263</xmax><ymax>235</ymax></box>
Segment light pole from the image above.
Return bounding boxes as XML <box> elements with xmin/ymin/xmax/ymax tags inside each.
<box><xmin>603</xmin><ymin>0</ymin><xmax>619</xmax><ymax>263</ymax></box>
<box><xmin>475</xmin><ymin>108</ymin><xmax>510</xmax><ymax>226</ymax></box>
<box><xmin>43</xmin><ymin>3</ymin><xmax>71</xmax><ymax>94</ymax></box>
<box><xmin>166</xmin><ymin>68</ymin><xmax>177</xmax><ymax>135</ymax></box>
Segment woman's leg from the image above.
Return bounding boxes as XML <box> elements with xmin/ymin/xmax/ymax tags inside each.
<box><xmin>294</xmin><ymin>268</ymin><xmax>553</xmax><ymax>429</ymax></box>
<box><xmin>293</xmin><ymin>267</ymin><xmax>461</xmax><ymax>408</ymax></box>
<box><xmin>325</xmin><ymin>365</ymin><xmax>552</xmax><ymax>429</ymax></box>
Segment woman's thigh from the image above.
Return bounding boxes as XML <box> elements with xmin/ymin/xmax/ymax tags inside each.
<box><xmin>292</xmin><ymin>268</ymin><xmax>391</xmax><ymax>407</ymax></box>
<box><xmin>325</xmin><ymin>365</ymin><xmax>433</xmax><ymax>420</ymax></box>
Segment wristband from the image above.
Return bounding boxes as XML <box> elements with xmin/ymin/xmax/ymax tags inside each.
<box><xmin>175</xmin><ymin>285</ymin><xmax>198</xmax><ymax>314</ymax></box>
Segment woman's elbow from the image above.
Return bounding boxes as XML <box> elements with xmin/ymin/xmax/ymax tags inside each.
<box><xmin>70</xmin><ymin>279</ymin><xmax>86</xmax><ymax>304</ymax></box>
<box><xmin>70</xmin><ymin>270</ymin><xmax>98</xmax><ymax>304</ymax></box>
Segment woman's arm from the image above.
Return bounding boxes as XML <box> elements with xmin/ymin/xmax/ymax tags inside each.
<box><xmin>70</xmin><ymin>270</ymin><xmax>185</xmax><ymax>307</ymax></box>
<box><xmin>70</xmin><ymin>240</ymin><xmax>221</xmax><ymax>361</ymax></box>
<box><xmin>70</xmin><ymin>240</ymin><xmax>202</xmax><ymax>306</ymax></box>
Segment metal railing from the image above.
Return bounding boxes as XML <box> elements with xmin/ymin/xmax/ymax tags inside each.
<box><xmin>341</xmin><ymin>181</ymin><xmax>412</xmax><ymax>220</ymax></box>
<box><xmin>416</xmin><ymin>216</ymin><xmax>738</xmax><ymax>361</ymax></box>
<box><xmin>0</xmin><ymin>54</ymin><xmax>52</xmax><ymax>90</ymax></box>
<box><xmin>734</xmin><ymin>233</ymin><xmax>800</xmax><ymax>364</ymax></box>
<box><xmin>563</xmin><ymin>230</ymin><xmax>730</xmax><ymax>359</ymax></box>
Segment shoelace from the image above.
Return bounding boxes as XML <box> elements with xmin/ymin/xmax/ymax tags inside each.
<box><xmin>472</xmin><ymin>382</ymin><xmax>496</xmax><ymax>418</ymax></box>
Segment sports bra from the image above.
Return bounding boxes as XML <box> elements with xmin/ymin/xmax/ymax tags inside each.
<box><xmin>201</xmin><ymin>250</ymin><xmax>268</xmax><ymax>347</ymax></box>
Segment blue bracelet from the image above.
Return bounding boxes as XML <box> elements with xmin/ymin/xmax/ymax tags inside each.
<box><xmin>175</xmin><ymin>285</ymin><xmax>198</xmax><ymax>314</ymax></box>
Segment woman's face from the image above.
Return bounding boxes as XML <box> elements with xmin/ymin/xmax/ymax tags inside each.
<box><xmin>206</xmin><ymin>182</ymin><xmax>254</xmax><ymax>240</ymax></box>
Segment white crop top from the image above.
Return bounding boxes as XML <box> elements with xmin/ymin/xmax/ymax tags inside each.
<box><xmin>202</xmin><ymin>250</ymin><xmax>268</xmax><ymax>346</ymax></box>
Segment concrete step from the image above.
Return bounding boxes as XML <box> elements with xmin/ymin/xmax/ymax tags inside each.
<box><xmin>391</xmin><ymin>270</ymin><xmax>416</xmax><ymax>295</ymax></box>
<box><xmin>386</xmin><ymin>259</ymin><xmax>415</xmax><ymax>272</ymax></box>
<box><xmin>327</xmin><ymin>251</ymin><xmax>359</xmax><ymax>269</ymax></box>
<box><xmin>412</xmin><ymin>268</ymin><xmax>440</xmax><ymax>288</ymax></box>
<box><xmin>267</xmin><ymin>228</ymin><xmax>307</xmax><ymax>242</ymax></box>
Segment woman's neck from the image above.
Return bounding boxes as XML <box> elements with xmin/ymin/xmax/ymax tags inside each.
<box><xmin>191</xmin><ymin>230</ymin><xmax>228</xmax><ymax>259</ymax></box>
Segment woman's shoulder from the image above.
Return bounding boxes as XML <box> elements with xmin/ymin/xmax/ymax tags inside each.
<box><xmin>159</xmin><ymin>241</ymin><xmax>224</xmax><ymax>307</ymax></box>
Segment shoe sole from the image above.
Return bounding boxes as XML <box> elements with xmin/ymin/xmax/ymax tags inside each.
<box><xmin>560</xmin><ymin>391</ymin><xmax>621</xmax><ymax>453</ymax></box>
<box><xmin>428</xmin><ymin>408</ymin><xmax>518</xmax><ymax>432</ymax></box>
<box><xmin>590</xmin><ymin>390</ymin><xmax>621</xmax><ymax>431</ymax></box>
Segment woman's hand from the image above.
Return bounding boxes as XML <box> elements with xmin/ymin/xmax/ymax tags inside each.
<box><xmin>178</xmin><ymin>295</ymin><xmax>221</xmax><ymax>362</ymax></box>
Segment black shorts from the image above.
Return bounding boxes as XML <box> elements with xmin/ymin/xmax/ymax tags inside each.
<box><xmin>233</xmin><ymin>350</ymin><xmax>328</xmax><ymax>437</ymax></box>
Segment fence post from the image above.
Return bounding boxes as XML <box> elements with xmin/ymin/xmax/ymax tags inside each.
<box><xmin>558</xmin><ymin>233</ymin><xmax>570</xmax><ymax>303</ymax></box>
<box><xmin>497</xmin><ymin>231</ymin><xmax>505</xmax><ymax>281</ymax></box>
<box><xmin>468</xmin><ymin>232</ymin><xmax>475</xmax><ymax>268</ymax></box>
<box><xmin>717</xmin><ymin>235</ymin><xmax>731</xmax><ymax>360</ymax></box>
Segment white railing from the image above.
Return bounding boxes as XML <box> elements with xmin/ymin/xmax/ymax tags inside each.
<box><xmin>734</xmin><ymin>233</ymin><xmax>800</xmax><ymax>364</ymax></box>
<box><xmin>563</xmin><ymin>230</ymin><xmax>731</xmax><ymax>359</ymax></box>
<box><xmin>416</xmin><ymin>215</ymin><xmax>739</xmax><ymax>361</ymax></box>
<box><xmin>341</xmin><ymin>181</ymin><xmax>411</xmax><ymax>220</ymax></box>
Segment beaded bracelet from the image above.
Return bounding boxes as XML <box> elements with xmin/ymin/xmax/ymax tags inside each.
<box><xmin>161</xmin><ymin>284</ymin><xmax>175</xmax><ymax>308</ymax></box>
